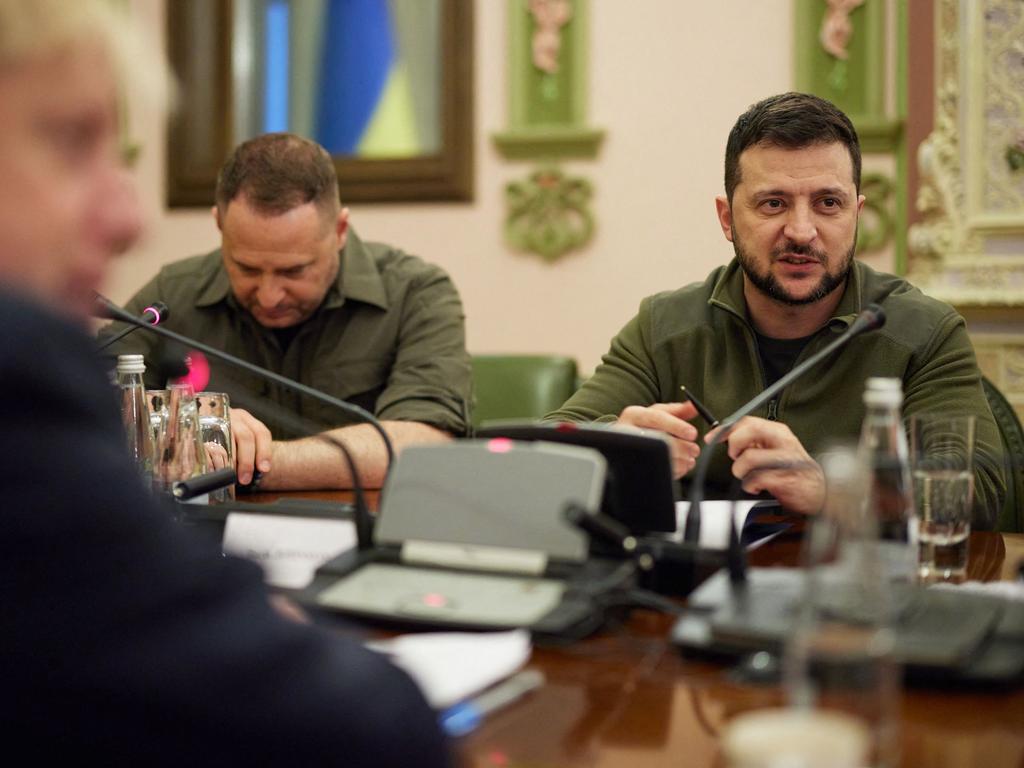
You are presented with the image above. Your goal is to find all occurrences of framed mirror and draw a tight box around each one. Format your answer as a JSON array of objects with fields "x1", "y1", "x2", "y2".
[{"x1": 166, "y1": 0, "x2": 474, "y2": 207}]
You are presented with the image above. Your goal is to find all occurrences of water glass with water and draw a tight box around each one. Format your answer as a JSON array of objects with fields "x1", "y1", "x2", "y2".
[{"x1": 908, "y1": 413, "x2": 975, "y2": 582}]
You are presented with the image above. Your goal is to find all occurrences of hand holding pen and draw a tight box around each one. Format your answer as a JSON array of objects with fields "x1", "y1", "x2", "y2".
[
  {"x1": 679, "y1": 386, "x2": 720, "y2": 429},
  {"x1": 616, "y1": 398, "x2": 702, "y2": 479}
]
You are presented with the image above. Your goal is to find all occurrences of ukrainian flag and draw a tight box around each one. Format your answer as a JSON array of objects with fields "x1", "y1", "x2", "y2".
[{"x1": 260, "y1": 0, "x2": 440, "y2": 158}]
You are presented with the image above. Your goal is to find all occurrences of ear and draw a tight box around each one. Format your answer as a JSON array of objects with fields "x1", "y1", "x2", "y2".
[
  {"x1": 335, "y1": 207, "x2": 351, "y2": 250},
  {"x1": 856, "y1": 193, "x2": 866, "y2": 216},
  {"x1": 212, "y1": 205, "x2": 222, "y2": 232},
  {"x1": 715, "y1": 196, "x2": 734, "y2": 242}
]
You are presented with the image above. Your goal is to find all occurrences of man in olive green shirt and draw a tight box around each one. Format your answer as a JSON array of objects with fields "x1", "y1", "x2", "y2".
[
  {"x1": 104, "y1": 134, "x2": 471, "y2": 489},
  {"x1": 548, "y1": 93, "x2": 1005, "y2": 527}
]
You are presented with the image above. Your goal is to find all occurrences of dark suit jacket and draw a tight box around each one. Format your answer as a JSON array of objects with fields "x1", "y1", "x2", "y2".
[{"x1": 0, "y1": 290, "x2": 450, "y2": 765}]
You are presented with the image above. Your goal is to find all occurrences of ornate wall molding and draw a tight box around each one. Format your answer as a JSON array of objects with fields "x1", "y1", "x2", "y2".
[
  {"x1": 907, "y1": 0, "x2": 1024, "y2": 306},
  {"x1": 970, "y1": 334, "x2": 1024, "y2": 421},
  {"x1": 858, "y1": 171, "x2": 895, "y2": 253},
  {"x1": 505, "y1": 167, "x2": 594, "y2": 261},
  {"x1": 795, "y1": 0, "x2": 906, "y2": 270}
]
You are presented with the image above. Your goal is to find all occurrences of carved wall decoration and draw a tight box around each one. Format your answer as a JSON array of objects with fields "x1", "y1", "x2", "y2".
[
  {"x1": 857, "y1": 172, "x2": 894, "y2": 253},
  {"x1": 795, "y1": 0, "x2": 906, "y2": 270},
  {"x1": 505, "y1": 167, "x2": 594, "y2": 261},
  {"x1": 495, "y1": 1, "x2": 602, "y2": 261},
  {"x1": 529, "y1": 0, "x2": 572, "y2": 75},
  {"x1": 907, "y1": 0, "x2": 1024, "y2": 305},
  {"x1": 493, "y1": 0, "x2": 603, "y2": 159},
  {"x1": 970, "y1": 335, "x2": 1024, "y2": 422},
  {"x1": 819, "y1": 0, "x2": 866, "y2": 92}
]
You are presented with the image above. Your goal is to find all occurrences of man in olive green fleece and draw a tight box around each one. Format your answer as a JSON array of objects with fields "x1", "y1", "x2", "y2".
[
  {"x1": 103, "y1": 134, "x2": 471, "y2": 490},
  {"x1": 548, "y1": 93, "x2": 1005, "y2": 528}
]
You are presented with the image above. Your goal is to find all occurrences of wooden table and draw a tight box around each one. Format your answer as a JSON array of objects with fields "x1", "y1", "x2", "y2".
[
  {"x1": 449, "y1": 530, "x2": 1024, "y2": 768},
  {"x1": 249, "y1": 493, "x2": 1024, "y2": 767}
]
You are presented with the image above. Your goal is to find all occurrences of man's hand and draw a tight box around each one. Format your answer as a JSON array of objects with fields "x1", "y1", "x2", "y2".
[
  {"x1": 229, "y1": 407, "x2": 273, "y2": 485},
  {"x1": 617, "y1": 401, "x2": 701, "y2": 479},
  {"x1": 707, "y1": 416, "x2": 825, "y2": 515},
  {"x1": 204, "y1": 441, "x2": 230, "y2": 471}
]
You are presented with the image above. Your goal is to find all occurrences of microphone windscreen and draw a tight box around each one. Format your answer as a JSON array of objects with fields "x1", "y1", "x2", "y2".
[
  {"x1": 92, "y1": 293, "x2": 117, "y2": 319},
  {"x1": 851, "y1": 303, "x2": 886, "y2": 334}
]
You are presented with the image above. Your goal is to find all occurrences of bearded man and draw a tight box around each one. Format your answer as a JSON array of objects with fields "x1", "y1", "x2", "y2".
[{"x1": 547, "y1": 92, "x2": 1005, "y2": 528}]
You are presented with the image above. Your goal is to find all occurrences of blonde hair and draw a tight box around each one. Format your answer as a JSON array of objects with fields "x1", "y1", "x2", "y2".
[{"x1": 0, "y1": 0, "x2": 170, "y2": 110}]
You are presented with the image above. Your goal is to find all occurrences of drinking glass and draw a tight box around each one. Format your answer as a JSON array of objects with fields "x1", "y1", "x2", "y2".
[
  {"x1": 151, "y1": 383, "x2": 207, "y2": 494},
  {"x1": 197, "y1": 391, "x2": 235, "y2": 501},
  {"x1": 908, "y1": 414, "x2": 975, "y2": 582}
]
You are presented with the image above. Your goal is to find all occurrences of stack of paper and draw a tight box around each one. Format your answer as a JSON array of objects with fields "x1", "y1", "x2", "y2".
[{"x1": 367, "y1": 629, "x2": 531, "y2": 709}]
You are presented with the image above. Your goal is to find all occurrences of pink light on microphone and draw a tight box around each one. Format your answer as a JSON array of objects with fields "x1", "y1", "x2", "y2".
[{"x1": 143, "y1": 304, "x2": 162, "y2": 324}]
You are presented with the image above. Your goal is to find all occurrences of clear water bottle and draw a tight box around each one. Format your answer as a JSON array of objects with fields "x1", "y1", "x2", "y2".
[
  {"x1": 783, "y1": 447, "x2": 901, "y2": 768},
  {"x1": 857, "y1": 377, "x2": 917, "y2": 581},
  {"x1": 116, "y1": 354, "x2": 154, "y2": 482}
]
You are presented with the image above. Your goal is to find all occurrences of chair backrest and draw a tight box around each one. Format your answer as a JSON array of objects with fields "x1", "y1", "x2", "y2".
[
  {"x1": 981, "y1": 375, "x2": 1024, "y2": 533},
  {"x1": 470, "y1": 355, "x2": 578, "y2": 428}
]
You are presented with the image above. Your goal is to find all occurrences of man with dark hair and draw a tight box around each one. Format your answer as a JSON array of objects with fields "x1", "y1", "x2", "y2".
[
  {"x1": 0, "y1": 2, "x2": 449, "y2": 763},
  {"x1": 548, "y1": 92, "x2": 1005, "y2": 527},
  {"x1": 104, "y1": 132, "x2": 471, "y2": 489}
]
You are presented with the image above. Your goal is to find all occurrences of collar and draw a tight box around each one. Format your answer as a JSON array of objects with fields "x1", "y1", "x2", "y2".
[
  {"x1": 709, "y1": 257, "x2": 867, "y2": 333},
  {"x1": 193, "y1": 227, "x2": 390, "y2": 312}
]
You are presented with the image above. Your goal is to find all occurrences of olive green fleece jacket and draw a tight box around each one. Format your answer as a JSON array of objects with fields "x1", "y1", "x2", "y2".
[{"x1": 547, "y1": 259, "x2": 1006, "y2": 529}]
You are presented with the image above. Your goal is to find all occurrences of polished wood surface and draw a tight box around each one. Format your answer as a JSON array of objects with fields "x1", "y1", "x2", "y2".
[
  {"x1": 457, "y1": 530, "x2": 1024, "y2": 768},
  {"x1": 250, "y1": 492, "x2": 1024, "y2": 768}
]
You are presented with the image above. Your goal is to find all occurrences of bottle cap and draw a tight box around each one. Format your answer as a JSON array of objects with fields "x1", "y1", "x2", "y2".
[
  {"x1": 862, "y1": 377, "x2": 903, "y2": 407},
  {"x1": 116, "y1": 354, "x2": 146, "y2": 375}
]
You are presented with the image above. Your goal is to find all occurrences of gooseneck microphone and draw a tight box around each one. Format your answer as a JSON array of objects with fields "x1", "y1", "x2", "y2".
[
  {"x1": 96, "y1": 301, "x2": 169, "y2": 351},
  {"x1": 92, "y1": 293, "x2": 396, "y2": 477},
  {"x1": 172, "y1": 467, "x2": 238, "y2": 501},
  {"x1": 684, "y1": 303, "x2": 888, "y2": 579}
]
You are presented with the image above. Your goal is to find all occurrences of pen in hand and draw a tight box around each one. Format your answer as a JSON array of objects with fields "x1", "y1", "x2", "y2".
[{"x1": 680, "y1": 386, "x2": 720, "y2": 429}]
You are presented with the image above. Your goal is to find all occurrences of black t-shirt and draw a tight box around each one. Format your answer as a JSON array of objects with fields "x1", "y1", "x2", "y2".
[
  {"x1": 754, "y1": 330, "x2": 816, "y2": 387},
  {"x1": 272, "y1": 324, "x2": 302, "y2": 352}
]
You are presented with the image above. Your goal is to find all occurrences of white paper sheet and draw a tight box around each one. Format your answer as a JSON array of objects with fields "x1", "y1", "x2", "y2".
[
  {"x1": 672, "y1": 500, "x2": 783, "y2": 550},
  {"x1": 367, "y1": 629, "x2": 531, "y2": 709},
  {"x1": 222, "y1": 513, "x2": 357, "y2": 589}
]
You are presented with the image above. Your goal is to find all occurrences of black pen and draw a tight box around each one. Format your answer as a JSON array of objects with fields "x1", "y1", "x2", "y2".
[{"x1": 680, "y1": 386, "x2": 720, "y2": 429}]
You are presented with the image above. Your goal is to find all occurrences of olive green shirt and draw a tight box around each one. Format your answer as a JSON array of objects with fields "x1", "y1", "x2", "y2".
[
  {"x1": 547, "y1": 259, "x2": 1006, "y2": 529},
  {"x1": 101, "y1": 230, "x2": 471, "y2": 440}
]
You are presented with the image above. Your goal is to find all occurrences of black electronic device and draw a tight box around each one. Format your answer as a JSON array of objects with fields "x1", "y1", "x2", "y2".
[
  {"x1": 672, "y1": 568, "x2": 1024, "y2": 688},
  {"x1": 475, "y1": 422, "x2": 678, "y2": 534},
  {"x1": 300, "y1": 441, "x2": 636, "y2": 638}
]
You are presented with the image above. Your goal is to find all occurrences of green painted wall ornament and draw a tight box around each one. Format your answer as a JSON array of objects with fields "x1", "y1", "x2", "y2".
[
  {"x1": 505, "y1": 167, "x2": 594, "y2": 261},
  {"x1": 495, "y1": 1, "x2": 603, "y2": 260},
  {"x1": 857, "y1": 172, "x2": 894, "y2": 253},
  {"x1": 795, "y1": 0, "x2": 908, "y2": 271},
  {"x1": 819, "y1": 0, "x2": 865, "y2": 94},
  {"x1": 493, "y1": 0, "x2": 603, "y2": 159}
]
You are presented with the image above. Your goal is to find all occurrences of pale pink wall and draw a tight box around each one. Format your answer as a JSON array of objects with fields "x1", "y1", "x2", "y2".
[{"x1": 114, "y1": 1, "x2": 793, "y2": 373}]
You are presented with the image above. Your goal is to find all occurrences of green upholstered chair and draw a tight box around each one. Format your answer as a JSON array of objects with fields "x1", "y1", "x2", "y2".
[
  {"x1": 981, "y1": 376, "x2": 1024, "y2": 533},
  {"x1": 470, "y1": 355, "x2": 579, "y2": 429}
]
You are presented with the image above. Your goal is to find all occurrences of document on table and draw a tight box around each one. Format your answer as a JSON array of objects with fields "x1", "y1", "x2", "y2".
[
  {"x1": 672, "y1": 500, "x2": 790, "y2": 550},
  {"x1": 222, "y1": 513, "x2": 357, "y2": 589},
  {"x1": 367, "y1": 629, "x2": 532, "y2": 709}
]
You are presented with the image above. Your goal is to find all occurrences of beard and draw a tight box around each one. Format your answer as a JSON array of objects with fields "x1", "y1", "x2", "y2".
[{"x1": 733, "y1": 226, "x2": 856, "y2": 307}]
